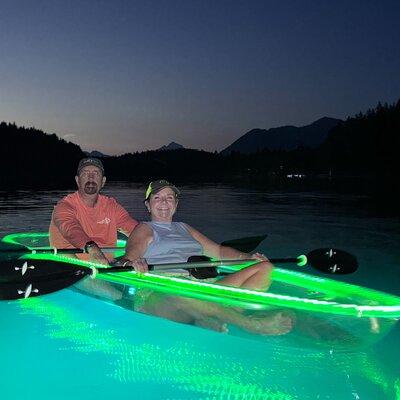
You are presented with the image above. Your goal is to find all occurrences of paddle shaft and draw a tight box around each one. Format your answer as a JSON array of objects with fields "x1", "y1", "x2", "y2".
[
  {"x1": 98, "y1": 256, "x2": 301, "y2": 274},
  {"x1": 112, "y1": 258, "x2": 258, "y2": 273},
  {"x1": 149, "y1": 257, "x2": 302, "y2": 271}
]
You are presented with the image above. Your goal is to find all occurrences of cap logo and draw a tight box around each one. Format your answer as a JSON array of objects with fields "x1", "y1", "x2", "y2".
[
  {"x1": 145, "y1": 183, "x2": 153, "y2": 200},
  {"x1": 144, "y1": 179, "x2": 180, "y2": 200}
]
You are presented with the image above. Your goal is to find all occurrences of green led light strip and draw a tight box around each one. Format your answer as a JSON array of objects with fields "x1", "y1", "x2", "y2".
[
  {"x1": 20, "y1": 251, "x2": 400, "y2": 319},
  {"x1": 1, "y1": 232, "x2": 127, "y2": 249},
  {"x1": 4, "y1": 232, "x2": 400, "y2": 319}
]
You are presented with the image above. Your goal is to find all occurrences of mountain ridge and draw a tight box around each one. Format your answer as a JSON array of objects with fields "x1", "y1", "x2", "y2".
[
  {"x1": 158, "y1": 142, "x2": 184, "y2": 151},
  {"x1": 221, "y1": 117, "x2": 342, "y2": 155}
]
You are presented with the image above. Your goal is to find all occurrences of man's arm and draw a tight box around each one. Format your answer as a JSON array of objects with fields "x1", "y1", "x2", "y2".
[
  {"x1": 52, "y1": 201, "x2": 109, "y2": 264},
  {"x1": 52, "y1": 201, "x2": 91, "y2": 248}
]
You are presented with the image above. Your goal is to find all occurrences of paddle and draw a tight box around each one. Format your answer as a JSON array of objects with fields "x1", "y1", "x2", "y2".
[
  {"x1": 0, "y1": 247, "x2": 357, "y2": 300},
  {"x1": 151, "y1": 248, "x2": 358, "y2": 277}
]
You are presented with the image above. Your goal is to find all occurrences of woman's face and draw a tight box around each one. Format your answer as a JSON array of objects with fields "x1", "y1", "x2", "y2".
[{"x1": 146, "y1": 187, "x2": 178, "y2": 222}]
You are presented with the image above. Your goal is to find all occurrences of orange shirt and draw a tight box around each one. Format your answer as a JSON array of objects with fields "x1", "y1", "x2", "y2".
[{"x1": 49, "y1": 191, "x2": 138, "y2": 249}]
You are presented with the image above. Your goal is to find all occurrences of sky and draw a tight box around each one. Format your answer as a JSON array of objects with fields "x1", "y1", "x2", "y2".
[{"x1": 1, "y1": 0, "x2": 400, "y2": 155}]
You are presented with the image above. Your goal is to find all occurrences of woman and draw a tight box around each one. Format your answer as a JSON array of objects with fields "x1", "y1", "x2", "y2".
[{"x1": 121, "y1": 180, "x2": 292, "y2": 335}]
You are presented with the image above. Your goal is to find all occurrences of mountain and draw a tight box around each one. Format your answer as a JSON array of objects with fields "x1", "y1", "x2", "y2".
[
  {"x1": 221, "y1": 117, "x2": 342, "y2": 155},
  {"x1": 84, "y1": 150, "x2": 109, "y2": 158},
  {"x1": 158, "y1": 142, "x2": 184, "y2": 151}
]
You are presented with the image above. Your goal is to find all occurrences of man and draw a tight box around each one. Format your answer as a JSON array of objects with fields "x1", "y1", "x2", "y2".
[
  {"x1": 49, "y1": 157, "x2": 138, "y2": 264},
  {"x1": 49, "y1": 157, "x2": 138, "y2": 301}
]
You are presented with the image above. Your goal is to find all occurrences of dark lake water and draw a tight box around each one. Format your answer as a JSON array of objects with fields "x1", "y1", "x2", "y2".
[
  {"x1": 1, "y1": 182, "x2": 399, "y2": 293},
  {"x1": 1, "y1": 183, "x2": 400, "y2": 399}
]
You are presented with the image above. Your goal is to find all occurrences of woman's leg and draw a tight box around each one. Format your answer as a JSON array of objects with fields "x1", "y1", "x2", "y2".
[
  {"x1": 162, "y1": 294, "x2": 292, "y2": 335},
  {"x1": 217, "y1": 261, "x2": 273, "y2": 291}
]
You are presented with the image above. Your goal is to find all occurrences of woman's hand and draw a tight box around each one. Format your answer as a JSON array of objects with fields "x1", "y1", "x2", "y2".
[
  {"x1": 251, "y1": 252, "x2": 269, "y2": 262},
  {"x1": 117, "y1": 257, "x2": 149, "y2": 273}
]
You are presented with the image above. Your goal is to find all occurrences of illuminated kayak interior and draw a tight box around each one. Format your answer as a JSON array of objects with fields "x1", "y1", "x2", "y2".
[{"x1": 1, "y1": 232, "x2": 400, "y2": 348}]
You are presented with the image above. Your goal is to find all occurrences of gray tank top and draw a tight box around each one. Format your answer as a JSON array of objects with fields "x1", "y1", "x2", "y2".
[{"x1": 143, "y1": 222, "x2": 203, "y2": 267}]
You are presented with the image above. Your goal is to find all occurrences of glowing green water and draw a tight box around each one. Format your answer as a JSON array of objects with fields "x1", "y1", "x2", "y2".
[{"x1": 1, "y1": 290, "x2": 398, "y2": 399}]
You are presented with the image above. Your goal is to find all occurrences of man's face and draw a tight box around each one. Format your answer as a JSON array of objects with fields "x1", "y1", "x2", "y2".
[{"x1": 75, "y1": 166, "x2": 106, "y2": 195}]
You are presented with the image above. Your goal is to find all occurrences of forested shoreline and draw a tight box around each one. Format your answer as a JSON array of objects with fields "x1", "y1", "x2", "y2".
[{"x1": 1, "y1": 100, "x2": 399, "y2": 215}]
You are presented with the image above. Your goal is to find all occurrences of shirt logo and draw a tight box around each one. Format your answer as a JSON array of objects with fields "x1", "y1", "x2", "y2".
[{"x1": 97, "y1": 217, "x2": 111, "y2": 224}]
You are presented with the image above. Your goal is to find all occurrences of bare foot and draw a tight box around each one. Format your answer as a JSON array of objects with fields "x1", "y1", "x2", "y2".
[
  {"x1": 294, "y1": 314, "x2": 359, "y2": 346},
  {"x1": 245, "y1": 310, "x2": 293, "y2": 335},
  {"x1": 195, "y1": 317, "x2": 229, "y2": 333}
]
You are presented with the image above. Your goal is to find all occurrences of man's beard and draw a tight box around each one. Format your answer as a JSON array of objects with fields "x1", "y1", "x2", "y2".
[{"x1": 84, "y1": 182, "x2": 98, "y2": 195}]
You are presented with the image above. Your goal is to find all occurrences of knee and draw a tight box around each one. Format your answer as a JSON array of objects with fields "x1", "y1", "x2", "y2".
[{"x1": 253, "y1": 261, "x2": 273, "y2": 275}]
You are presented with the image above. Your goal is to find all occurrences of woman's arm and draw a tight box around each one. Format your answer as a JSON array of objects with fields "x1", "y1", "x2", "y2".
[
  {"x1": 185, "y1": 225, "x2": 266, "y2": 261},
  {"x1": 120, "y1": 223, "x2": 153, "y2": 272}
]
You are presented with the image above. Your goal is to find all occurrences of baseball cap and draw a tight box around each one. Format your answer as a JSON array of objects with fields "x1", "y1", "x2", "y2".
[
  {"x1": 77, "y1": 157, "x2": 105, "y2": 175},
  {"x1": 145, "y1": 179, "x2": 180, "y2": 200}
]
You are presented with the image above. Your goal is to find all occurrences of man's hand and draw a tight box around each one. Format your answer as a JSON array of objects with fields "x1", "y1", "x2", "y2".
[{"x1": 87, "y1": 244, "x2": 110, "y2": 265}]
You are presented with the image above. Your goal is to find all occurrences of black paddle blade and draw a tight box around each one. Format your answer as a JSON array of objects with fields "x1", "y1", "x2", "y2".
[
  {"x1": 0, "y1": 258, "x2": 91, "y2": 300},
  {"x1": 186, "y1": 256, "x2": 218, "y2": 279},
  {"x1": 0, "y1": 273, "x2": 87, "y2": 300},
  {"x1": 221, "y1": 234, "x2": 267, "y2": 253},
  {"x1": 0, "y1": 258, "x2": 91, "y2": 281},
  {"x1": 307, "y1": 248, "x2": 358, "y2": 275}
]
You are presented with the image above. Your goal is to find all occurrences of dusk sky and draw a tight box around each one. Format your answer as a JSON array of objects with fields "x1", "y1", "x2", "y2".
[{"x1": 1, "y1": 0, "x2": 399, "y2": 154}]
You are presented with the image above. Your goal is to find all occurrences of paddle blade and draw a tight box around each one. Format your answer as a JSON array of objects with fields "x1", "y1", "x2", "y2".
[
  {"x1": 186, "y1": 255, "x2": 218, "y2": 279},
  {"x1": 0, "y1": 258, "x2": 90, "y2": 281},
  {"x1": 0, "y1": 273, "x2": 87, "y2": 300},
  {"x1": 0, "y1": 258, "x2": 91, "y2": 300},
  {"x1": 307, "y1": 248, "x2": 358, "y2": 274},
  {"x1": 221, "y1": 234, "x2": 267, "y2": 253}
]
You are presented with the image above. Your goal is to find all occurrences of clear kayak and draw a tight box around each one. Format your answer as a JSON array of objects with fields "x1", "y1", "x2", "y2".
[{"x1": 1, "y1": 232, "x2": 400, "y2": 349}]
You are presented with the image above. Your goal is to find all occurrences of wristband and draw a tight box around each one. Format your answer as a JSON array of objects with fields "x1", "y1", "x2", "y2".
[{"x1": 84, "y1": 240, "x2": 98, "y2": 253}]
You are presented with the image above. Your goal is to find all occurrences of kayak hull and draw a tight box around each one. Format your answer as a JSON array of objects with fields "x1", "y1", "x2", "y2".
[{"x1": 1, "y1": 232, "x2": 400, "y2": 349}]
